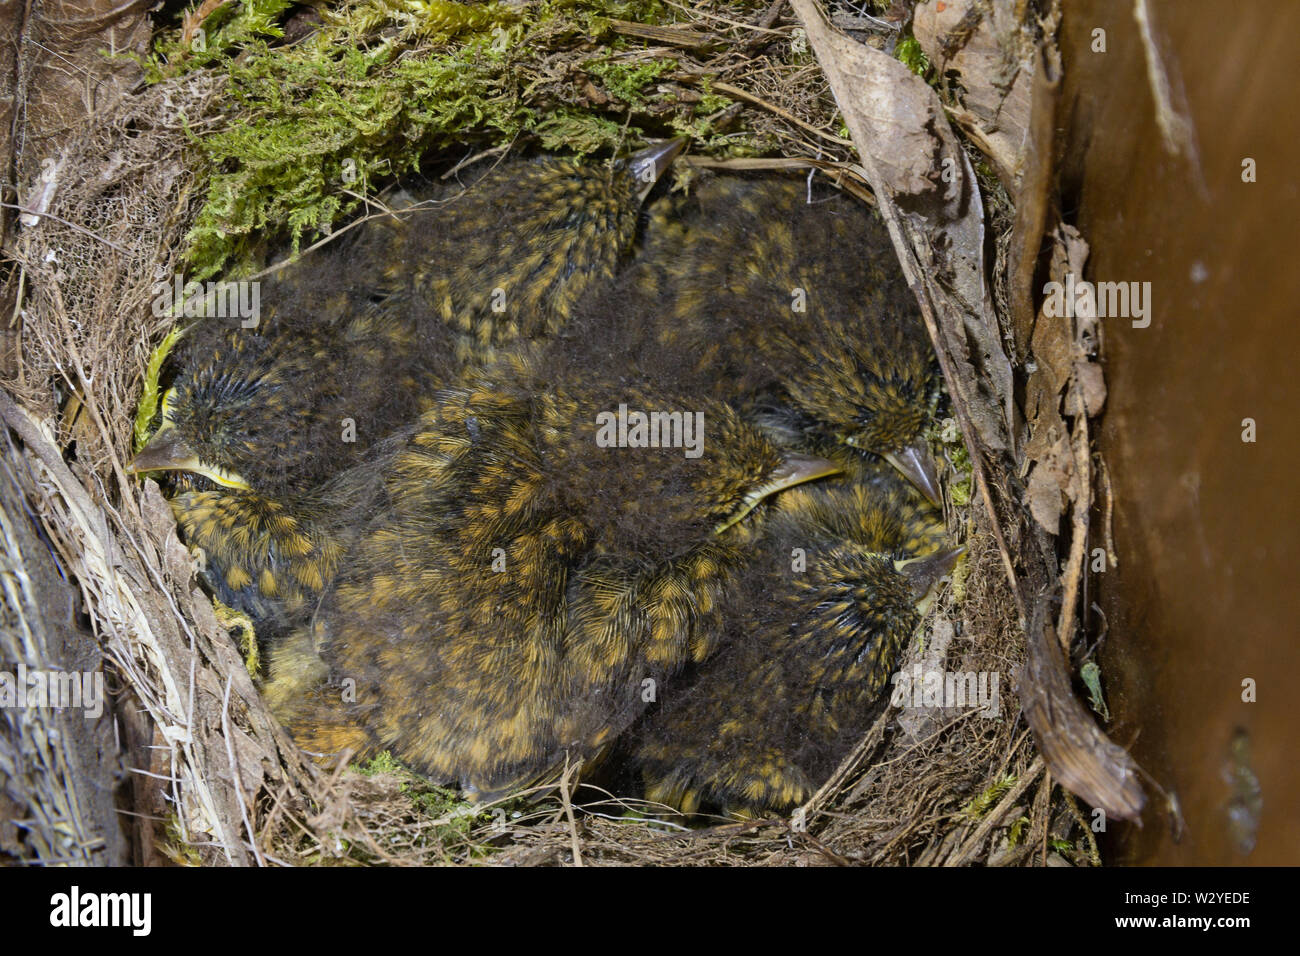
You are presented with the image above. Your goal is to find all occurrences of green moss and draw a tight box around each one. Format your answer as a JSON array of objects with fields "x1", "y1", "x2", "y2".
[
  {"x1": 160, "y1": 811, "x2": 205, "y2": 866},
  {"x1": 337, "y1": 0, "x2": 515, "y2": 42},
  {"x1": 696, "y1": 91, "x2": 732, "y2": 115},
  {"x1": 147, "y1": 0, "x2": 515, "y2": 79},
  {"x1": 534, "y1": 108, "x2": 629, "y2": 154},
  {"x1": 356, "y1": 751, "x2": 405, "y2": 777},
  {"x1": 143, "y1": 0, "x2": 294, "y2": 79},
  {"x1": 133, "y1": 326, "x2": 183, "y2": 451},
  {"x1": 948, "y1": 547, "x2": 972, "y2": 604},
  {"x1": 145, "y1": 0, "x2": 784, "y2": 279},
  {"x1": 184, "y1": 38, "x2": 545, "y2": 279},
  {"x1": 1080, "y1": 661, "x2": 1110, "y2": 722},
  {"x1": 930, "y1": 417, "x2": 973, "y2": 508},
  {"x1": 584, "y1": 57, "x2": 677, "y2": 107},
  {"x1": 960, "y1": 773, "x2": 1016, "y2": 820},
  {"x1": 949, "y1": 478, "x2": 972, "y2": 508},
  {"x1": 894, "y1": 35, "x2": 930, "y2": 77},
  {"x1": 354, "y1": 751, "x2": 511, "y2": 853}
]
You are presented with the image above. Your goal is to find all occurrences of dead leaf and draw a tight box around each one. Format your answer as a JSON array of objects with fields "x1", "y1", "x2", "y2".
[
  {"x1": 913, "y1": 0, "x2": 1040, "y2": 193},
  {"x1": 1027, "y1": 458, "x2": 1065, "y2": 533}
]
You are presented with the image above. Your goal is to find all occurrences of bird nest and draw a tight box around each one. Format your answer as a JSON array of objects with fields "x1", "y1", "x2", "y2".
[{"x1": 1, "y1": 0, "x2": 1137, "y2": 865}]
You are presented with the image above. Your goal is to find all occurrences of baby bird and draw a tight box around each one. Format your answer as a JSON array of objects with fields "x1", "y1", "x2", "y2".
[
  {"x1": 128, "y1": 295, "x2": 448, "y2": 640},
  {"x1": 130, "y1": 141, "x2": 687, "y2": 635},
  {"x1": 129, "y1": 294, "x2": 452, "y2": 498},
  {"x1": 130, "y1": 138, "x2": 684, "y2": 497},
  {"x1": 283, "y1": 349, "x2": 840, "y2": 799},
  {"x1": 394, "y1": 138, "x2": 685, "y2": 366},
  {"x1": 629, "y1": 473, "x2": 958, "y2": 817},
  {"x1": 560, "y1": 173, "x2": 942, "y2": 503}
]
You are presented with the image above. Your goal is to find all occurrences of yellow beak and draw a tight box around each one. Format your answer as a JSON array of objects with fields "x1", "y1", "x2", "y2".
[
  {"x1": 716, "y1": 453, "x2": 842, "y2": 534},
  {"x1": 127, "y1": 426, "x2": 250, "y2": 491}
]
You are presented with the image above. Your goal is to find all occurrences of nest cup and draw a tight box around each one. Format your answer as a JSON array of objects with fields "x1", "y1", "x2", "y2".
[{"x1": 0, "y1": 1, "x2": 1057, "y2": 866}]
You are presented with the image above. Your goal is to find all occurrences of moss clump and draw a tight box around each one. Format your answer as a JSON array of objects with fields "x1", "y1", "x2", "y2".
[
  {"x1": 894, "y1": 34, "x2": 930, "y2": 77},
  {"x1": 145, "y1": 0, "x2": 296, "y2": 76},
  {"x1": 133, "y1": 325, "x2": 183, "y2": 451},
  {"x1": 354, "y1": 752, "x2": 502, "y2": 852},
  {"x1": 583, "y1": 56, "x2": 678, "y2": 107},
  {"x1": 960, "y1": 773, "x2": 1016, "y2": 820},
  {"x1": 331, "y1": 0, "x2": 516, "y2": 42},
  {"x1": 932, "y1": 416, "x2": 973, "y2": 507},
  {"x1": 143, "y1": 0, "x2": 789, "y2": 279},
  {"x1": 948, "y1": 546, "x2": 972, "y2": 604},
  {"x1": 183, "y1": 39, "x2": 535, "y2": 278}
]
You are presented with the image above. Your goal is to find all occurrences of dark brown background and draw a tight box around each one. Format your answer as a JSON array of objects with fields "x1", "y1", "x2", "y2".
[{"x1": 1061, "y1": 0, "x2": 1299, "y2": 864}]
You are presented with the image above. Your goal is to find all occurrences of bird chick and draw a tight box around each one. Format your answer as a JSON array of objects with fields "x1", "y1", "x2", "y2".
[
  {"x1": 165, "y1": 439, "x2": 396, "y2": 636},
  {"x1": 128, "y1": 296, "x2": 445, "y2": 646},
  {"x1": 630, "y1": 472, "x2": 958, "y2": 817},
  {"x1": 560, "y1": 173, "x2": 943, "y2": 503},
  {"x1": 396, "y1": 138, "x2": 685, "y2": 366},
  {"x1": 129, "y1": 139, "x2": 683, "y2": 497},
  {"x1": 129, "y1": 295, "x2": 451, "y2": 498},
  {"x1": 288, "y1": 350, "x2": 840, "y2": 799}
]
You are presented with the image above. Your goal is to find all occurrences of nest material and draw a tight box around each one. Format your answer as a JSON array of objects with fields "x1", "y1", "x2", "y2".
[{"x1": 0, "y1": 0, "x2": 1106, "y2": 866}]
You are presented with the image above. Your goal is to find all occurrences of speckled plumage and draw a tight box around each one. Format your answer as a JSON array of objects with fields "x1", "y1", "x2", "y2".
[
  {"x1": 128, "y1": 155, "x2": 954, "y2": 809},
  {"x1": 629, "y1": 471, "x2": 952, "y2": 817},
  {"x1": 166, "y1": 442, "x2": 395, "y2": 632},
  {"x1": 280, "y1": 351, "x2": 838, "y2": 798},
  {"x1": 559, "y1": 174, "x2": 941, "y2": 499},
  {"x1": 132, "y1": 142, "x2": 682, "y2": 493},
  {"x1": 394, "y1": 142, "x2": 683, "y2": 366},
  {"x1": 172, "y1": 489, "x2": 342, "y2": 625},
  {"x1": 136, "y1": 288, "x2": 449, "y2": 498},
  {"x1": 131, "y1": 143, "x2": 684, "y2": 635}
]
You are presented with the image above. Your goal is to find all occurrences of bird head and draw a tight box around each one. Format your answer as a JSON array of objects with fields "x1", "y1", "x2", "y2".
[
  {"x1": 787, "y1": 543, "x2": 961, "y2": 695},
  {"x1": 777, "y1": 316, "x2": 942, "y2": 504},
  {"x1": 767, "y1": 472, "x2": 948, "y2": 559},
  {"x1": 428, "y1": 138, "x2": 686, "y2": 349},
  {"x1": 128, "y1": 326, "x2": 319, "y2": 492},
  {"x1": 800, "y1": 547, "x2": 919, "y2": 646},
  {"x1": 657, "y1": 173, "x2": 945, "y2": 505},
  {"x1": 548, "y1": 137, "x2": 686, "y2": 267}
]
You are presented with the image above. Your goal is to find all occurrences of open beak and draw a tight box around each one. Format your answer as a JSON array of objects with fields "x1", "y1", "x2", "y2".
[
  {"x1": 128, "y1": 427, "x2": 249, "y2": 491},
  {"x1": 883, "y1": 440, "x2": 942, "y2": 507},
  {"x1": 628, "y1": 137, "x2": 688, "y2": 202},
  {"x1": 716, "y1": 452, "x2": 842, "y2": 533},
  {"x1": 896, "y1": 545, "x2": 965, "y2": 607}
]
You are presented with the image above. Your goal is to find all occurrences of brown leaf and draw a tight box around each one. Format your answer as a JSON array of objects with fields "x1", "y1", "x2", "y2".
[
  {"x1": 1072, "y1": 360, "x2": 1107, "y2": 417},
  {"x1": 913, "y1": 0, "x2": 1040, "y2": 193}
]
